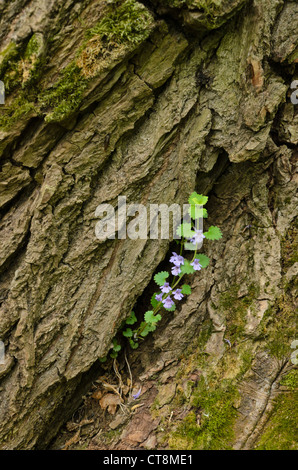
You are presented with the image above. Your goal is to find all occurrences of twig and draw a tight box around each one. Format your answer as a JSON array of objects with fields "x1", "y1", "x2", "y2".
[{"x1": 124, "y1": 352, "x2": 133, "y2": 398}]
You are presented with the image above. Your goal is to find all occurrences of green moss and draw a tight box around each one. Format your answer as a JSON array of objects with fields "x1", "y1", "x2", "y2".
[
  {"x1": 0, "y1": 1, "x2": 154, "y2": 126},
  {"x1": 0, "y1": 34, "x2": 47, "y2": 130},
  {"x1": 158, "y1": 0, "x2": 247, "y2": 29},
  {"x1": 0, "y1": 43, "x2": 22, "y2": 94},
  {"x1": 86, "y1": 0, "x2": 154, "y2": 46},
  {"x1": 40, "y1": 63, "x2": 88, "y2": 123},
  {"x1": 39, "y1": 0, "x2": 154, "y2": 122},
  {"x1": 281, "y1": 217, "x2": 298, "y2": 270},
  {"x1": 169, "y1": 378, "x2": 239, "y2": 450},
  {"x1": 0, "y1": 34, "x2": 45, "y2": 96},
  {"x1": 258, "y1": 280, "x2": 297, "y2": 360},
  {"x1": 22, "y1": 33, "x2": 46, "y2": 85},
  {"x1": 0, "y1": 42, "x2": 19, "y2": 77},
  {"x1": 280, "y1": 369, "x2": 298, "y2": 391},
  {"x1": 255, "y1": 388, "x2": 298, "y2": 450},
  {"x1": 219, "y1": 283, "x2": 258, "y2": 340},
  {"x1": 0, "y1": 94, "x2": 35, "y2": 130},
  {"x1": 24, "y1": 35, "x2": 41, "y2": 59}
]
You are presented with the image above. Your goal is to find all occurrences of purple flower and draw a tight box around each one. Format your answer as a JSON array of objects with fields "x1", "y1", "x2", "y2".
[
  {"x1": 173, "y1": 289, "x2": 184, "y2": 301},
  {"x1": 162, "y1": 296, "x2": 175, "y2": 309},
  {"x1": 189, "y1": 229, "x2": 205, "y2": 246},
  {"x1": 161, "y1": 282, "x2": 172, "y2": 294},
  {"x1": 155, "y1": 293, "x2": 163, "y2": 302},
  {"x1": 132, "y1": 388, "x2": 142, "y2": 399},
  {"x1": 171, "y1": 265, "x2": 181, "y2": 276},
  {"x1": 190, "y1": 259, "x2": 202, "y2": 271},
  {"x1": 169, "y1": 252, "x2": 185, "y2": 267}
]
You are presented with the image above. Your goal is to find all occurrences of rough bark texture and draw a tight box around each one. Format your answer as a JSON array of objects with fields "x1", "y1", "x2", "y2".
[{"x1": 0, "y1": 0, "x2": 297, "y2": 450}]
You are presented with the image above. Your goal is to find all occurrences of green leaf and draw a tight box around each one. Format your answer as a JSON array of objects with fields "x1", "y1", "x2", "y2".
[
  {"x1": 140, "y1": 322, "x2": 156, "y2": 337},
  {"x1": 188, "y1": 192, "x2": 208, "y2": 206},
  {"x1": 180, "y1": 259, "x2": 195, "y2": 275},
  {"x1": 189, "y1": 205, "x2": 208, "y2": 220},
  {"x1": 204, "y1": 226, "x2": 222, "y2": 240},
  {"x1": 129, "y1": 338, "x2": 139, "y2": 349},
  {"x1": 195, "y1": 253, "x2": 210, "y2": 268},
  {"x1": 151, "y1": 293, "x2": 160, "y2": 308},
  {"x1": 144, "y1": 310, "x2": 162, "y2": 324},
  {"x1": 99, "y1": 356, "x2": 107, "y2": 363},
  {"x1": 184, "y1": 241, "x2": 197, "y2": 251},
  {"x1": 123, "y1": 328, "x2": 133, "y2": 338},
  {"x1": 154, "y1": 271, "x2": 169, "y2": 286},
  {"x1": 126, "y1": 311, "x2": 137, "y2": 325},
  {"x1": 112, "y1": 339, "x2": 121, "y2": 352},
  {"x1": 110, "y1": 351, "x2": 118, "y2": 359},
  {"x1": 176, "y1": 223, "x2": 195, "y2": 238},
  {"x1": 181, "y1": 284, "x2": 191, "y2": 295}
]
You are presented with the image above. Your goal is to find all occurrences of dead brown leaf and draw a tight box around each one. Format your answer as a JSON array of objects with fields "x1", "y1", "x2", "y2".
[
  {"x1": 92, "y1": 389, "x2": 103, "y2": 400},
  {"x1": 99, "y1": 393, "x2": 122, "y2": 415}
]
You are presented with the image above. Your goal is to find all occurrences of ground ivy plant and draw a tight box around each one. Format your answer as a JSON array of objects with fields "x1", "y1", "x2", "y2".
[{"x1": 101, "y1": 192, "x2": 222, "y2": 361}]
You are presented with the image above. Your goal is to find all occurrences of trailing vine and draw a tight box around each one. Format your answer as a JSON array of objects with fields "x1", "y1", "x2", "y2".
[{"x1": 101, "y1": 192, "x2": 222, "y2": 361}]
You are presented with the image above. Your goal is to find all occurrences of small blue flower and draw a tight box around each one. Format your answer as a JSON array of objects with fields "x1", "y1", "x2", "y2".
[
  {"x1": 161, "y1": 282, "x2": 172, "y2": 294},
  {"x1": 155, "y1": 293, "x2": 163, "y2": 302},
  {"x1": 169, "y1": 252, "x2": 185, "y2": 267},
  {"x1": 132, "y1": 388, "x2": 142, "y2": 399},
  {"x1": 162, "y1": 296, "x2": 174, "y2": 309},
  {"x1": 171, "y1": 265, "x2": 181, "y2": 276},
  {"x1": 173, "y1": 289, "x2": 184, "y2": 301},
  {"x1": 189, "y1": 229, "x2": 205, "y2": 245},
  {"x1": 190, "y1": 259, "x2": 202, "y2": 271}
]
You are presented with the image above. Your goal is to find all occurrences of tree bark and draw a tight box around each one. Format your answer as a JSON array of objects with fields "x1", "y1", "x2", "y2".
[{"x1": 0, "y1": 0, "x2": 297, "y2": 449}]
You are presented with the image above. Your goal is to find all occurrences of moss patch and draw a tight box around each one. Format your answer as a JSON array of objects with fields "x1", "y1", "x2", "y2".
[
  {"x1": 258, "y1": 280, "x2": 297, "y2": 359},
  {"x1": 169, "y1": 378, "x2": 239, "y2": 450},
  {"x1": 39, "y1": 63, "x2": 88, "y2": 123},
  {"x1": 255, "y1": 373, "x2": 298, "y2": 450},
  {"x1": 0, "y1": 0, "x2": 154, "y2": 127},
  {"x1": 40, "y1": 0, "x2": 154, "y2": 122},
  {"x1": 281, "y1": 216, "x2": 298, "y2": 270},
  {"x1": 158, "y1": 0, "x2": 247, "y2": 30},
  {"x1": 0, "y1": 94, "x2": 36, "y2": 130},
  {"x1": 86, "y1": 0, "x2": 154, "y2": 46},
  {"x1": 219, "y1": 283, "x2": 258, "y2": 341},
  {"x1": 280, "y1": 369, "x2": 298, "y2": 391}
]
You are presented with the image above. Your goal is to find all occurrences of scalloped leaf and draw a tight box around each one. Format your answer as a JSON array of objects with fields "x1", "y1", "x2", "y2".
[
  {"x1": 204, "y1": 225, "x2": 222, "y2": 240},
  {"x1": 144, "y1": 310, "x2": 162, "y2": 324},
  {"x1": 112, "y1": 339, "x2": 121, "y2": 352},
  {"x1": 154, "y1": 271, "x2": 169, "y2": 286},
  {"x1": 189, "y1": 205, "x2": 208, "y2": 220},
  {"x1": 176, "y1": 223, "x2": 195, "y2": 238},
  {"x1": 180, "y1": 259, "x2": 195, "y2": 275},
  {"x1": 126, "y1": 311, "x2": 137, "y2": 325},
  {"x1": 140, "y1": 322, "x2": 156, "y2": 337},
  {"x1": 129, "y1": 339, "x2": 139, "y2": 349},
  {"x1": 195, "y1": 253, "x2": 210, "y2": 268},
  {"x1": 181, "y1": 284, "x2": 191, "y2": 295},
  {"x1": 188, "y1": 192, "x2": 208, "y2": 206},
  {"x1": 184, "y1": 241, "x2": 197, "y2": 251},
  {"x1": 151, "y1": 293, "x2": 160, "y2": 308},
  {"x1": 123, "y1": 328, "x2": 133, "y2": 338}
]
